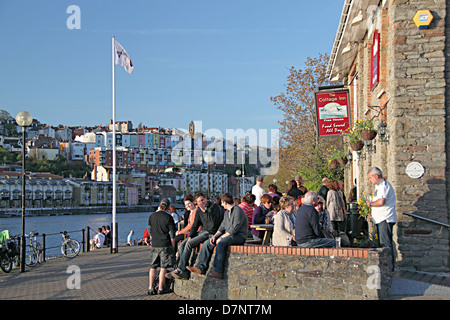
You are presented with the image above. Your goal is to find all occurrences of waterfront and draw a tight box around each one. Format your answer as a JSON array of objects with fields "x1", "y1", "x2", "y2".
[{"x1": 0, "y1": 211, "x2": 157, "y2": 258}]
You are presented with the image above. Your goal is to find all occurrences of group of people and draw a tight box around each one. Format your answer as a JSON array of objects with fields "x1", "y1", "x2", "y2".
[
  {"x1": 89, "y1": 225, "x2": 112, "y2": 250},
  {"x1": 252, "y1": 168, "x2": 396, "y2": 263},
  {"x1": 146, "y1": 166, "x2": 397, "y2": 295},
  {"x1": 247, "y1": 174, "x2": 344, "y2": 247},
  {"x1": 147, "y1": 193, "x2": 248, "y2": 295}
]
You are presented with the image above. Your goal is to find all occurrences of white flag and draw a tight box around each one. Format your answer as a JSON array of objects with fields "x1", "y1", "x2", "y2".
[{"x1": 114, "y1": 40, "x2": 134, "y2": 74}]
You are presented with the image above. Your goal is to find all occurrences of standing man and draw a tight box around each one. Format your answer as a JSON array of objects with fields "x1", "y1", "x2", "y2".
[
  {"x1": 317, "y1": 178, "x2": 330, "y2": 202},
  {"x1": 147, "y1": 198, "x2": 176, "y2": 295},
  {"x1": 295, "y1": 175, "x2": 308, "y2": 195},
  {"x1": 187, "y1": 193, "x2": 248, "y2": 279},
  {"x1": 252, "y1": 176, "x2": 265, "y2": 206},
  {"x1": 366, "y1": 167, "x2": 397, "y2": 270}
]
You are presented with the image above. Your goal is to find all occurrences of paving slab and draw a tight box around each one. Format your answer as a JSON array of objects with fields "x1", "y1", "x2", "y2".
[{"x1": 0, "y1": 246, "x2": 187, "y2": 300}]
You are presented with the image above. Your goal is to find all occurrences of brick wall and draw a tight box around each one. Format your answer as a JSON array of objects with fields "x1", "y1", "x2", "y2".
[{"x1": 174, "y1": 245, "x2": 394, "y2": 300}]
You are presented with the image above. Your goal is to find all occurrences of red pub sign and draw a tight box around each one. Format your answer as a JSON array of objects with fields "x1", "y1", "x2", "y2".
[{"x1": 315, "y1": 89, "x2": 351, "y2": 138}]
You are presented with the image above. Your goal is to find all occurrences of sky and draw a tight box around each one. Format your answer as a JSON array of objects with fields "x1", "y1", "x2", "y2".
[{"x1": 0, "y1": 0, "x2": 344, "y2": 137}]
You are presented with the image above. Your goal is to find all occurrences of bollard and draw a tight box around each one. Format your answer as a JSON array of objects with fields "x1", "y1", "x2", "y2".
[
  {"x1": 86, "y1": 227, "x2": 90, "y2": 252},
  {"x1": 81, "y1": 229, "x2": 85, "y2": 253},
  {"x1": 42, "y1": 233, "x2": 46, "y2": 262}
]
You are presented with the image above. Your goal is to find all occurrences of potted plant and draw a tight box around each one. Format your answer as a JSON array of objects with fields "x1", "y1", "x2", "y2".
[
  {"x1": 343, "y1": 128, "x2": 364, "y2": 151},
  {"x1": 328, "y1": 159, "x2": 338, "y2": 169},
  {"x1": 328, "y1": 147, "x2": 348, "y2": 165},
  {"x1": 354, "y1": 118, "x2": 377, "y2": 141}
]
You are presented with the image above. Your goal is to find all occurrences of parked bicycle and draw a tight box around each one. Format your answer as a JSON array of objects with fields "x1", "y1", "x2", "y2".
[
  {"x1": 26, "y1": 231, "x2": 42, "y2": 265},
  {"x1": 60, "y1": 231, "x2": 80, "y2": 258},
  {"x1": 0, "y1": 233, "x2": 19, "y2": 273},
  {"x1": 0, "y1": 232, "x2": 38, "y2": 272}
]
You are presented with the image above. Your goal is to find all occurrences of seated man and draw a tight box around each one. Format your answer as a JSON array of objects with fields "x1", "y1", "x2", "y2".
[
  {"x1": 168, "y1": 193, "x2": 222, "y2": 280},
  {"x1": 187, "y1": 192, "x2": 248, "y2": 279},
  {"x1": 295, "y1": 191, "x2": 336, "y2": 248},
  {"x1": 90, "y1": 228, "x2": 105, "y2": 249}
]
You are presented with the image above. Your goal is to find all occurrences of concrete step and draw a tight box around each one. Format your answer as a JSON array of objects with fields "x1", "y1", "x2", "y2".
[{"x1": 390, "y1": 270, "x2": 450, "y2": 297}]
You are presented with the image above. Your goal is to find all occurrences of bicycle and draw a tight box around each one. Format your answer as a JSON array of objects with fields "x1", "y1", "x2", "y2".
[
  {"x1": 60, "y1": 231, "x2": 80, "y2": 258},
  {"x1": 13, "y1": 234, "x2": 39, "y2": 268},
  {"x1": 26, "y1": 231, "x2": 42, "y2": 265},
  {"x1": 0, "y1": 234, "x2": 19, "y2": 273},
  {"x1": 0, "y1": 233, "x2": 36, "y2": 271}
]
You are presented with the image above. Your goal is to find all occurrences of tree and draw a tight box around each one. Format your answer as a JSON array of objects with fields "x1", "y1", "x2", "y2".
[{"x1": 270, "y1": 53, "x2": 344, "y2": 190}]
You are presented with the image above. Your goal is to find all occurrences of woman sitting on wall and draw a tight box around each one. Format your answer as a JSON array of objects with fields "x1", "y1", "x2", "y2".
[{"x1": 272, "y1": 195, "x2": 296, "y2": 246}]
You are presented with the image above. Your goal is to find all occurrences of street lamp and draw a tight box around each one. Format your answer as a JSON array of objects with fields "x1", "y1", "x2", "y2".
[
  {"x1": 204, "y1": 153, "x2": 213, "y2": 199},
  {"x1": 235, "y1": 169, "x2": 242, "y2": 197},
  {"x1": 15, "y1": 111, "x2": 33, "y2": 273}
]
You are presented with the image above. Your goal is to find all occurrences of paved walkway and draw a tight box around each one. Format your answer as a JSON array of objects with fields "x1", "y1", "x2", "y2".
[
  {"x1": 0, "y1": 246, "x2": 186, "y2": 300},
  {"x1": 1, "y1": 246, "x2": 449, "y2": 300}
]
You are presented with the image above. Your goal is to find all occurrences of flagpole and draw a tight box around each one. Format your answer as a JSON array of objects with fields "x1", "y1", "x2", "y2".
[{"x1": 112, "y1": 35, "x2": 117, "y2": 253}]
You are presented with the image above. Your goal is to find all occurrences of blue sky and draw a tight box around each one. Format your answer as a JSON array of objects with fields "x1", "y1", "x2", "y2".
[{"x1": 0, "y1": 0, "x2": 343, "y2": 135}]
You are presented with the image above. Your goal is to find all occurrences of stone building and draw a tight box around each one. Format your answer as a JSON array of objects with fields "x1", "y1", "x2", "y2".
[{"x1": 326, "y1": 0, "x2": 449, "y2": 272}]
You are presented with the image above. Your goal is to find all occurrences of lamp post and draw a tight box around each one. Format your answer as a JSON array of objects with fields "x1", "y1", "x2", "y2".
[
  {"x1": 15, "y1": 111, "x2": 33, "y2": 273},
  {"x1": 204, "y1": 153, "x2": 212, "y2": 199},
  {"x1": 235, "y1": 169, "x2": 242, "y2": 197}
]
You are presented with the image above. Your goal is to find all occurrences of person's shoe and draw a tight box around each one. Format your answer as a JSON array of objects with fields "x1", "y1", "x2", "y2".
[
  {"x1": 171, "y1": 269, "x2": 190, "y2": 280},
  {"x1": 208, "y1": 271, "x2": 223, "y2": 279},
  {"x1": 158, "y1": 288, "x2": 173, "y2": 295},
  {"x1": 186, "y1": 266, "x2": 204, "y2": 275},
  {"x1": 147, "y1": 288, "x2": 157, "y2": 295}
]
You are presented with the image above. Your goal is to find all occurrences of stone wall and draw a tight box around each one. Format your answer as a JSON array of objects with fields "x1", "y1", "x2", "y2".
[
  {"x1": 174, "y1": 245, "x2": 394, "y2": 300},
  {"x1": 344, "y1": 0, "x2": 450, "y2": 273},
  {"x1": 388, "y1": 0, "x2": 449, "y2": 272}
]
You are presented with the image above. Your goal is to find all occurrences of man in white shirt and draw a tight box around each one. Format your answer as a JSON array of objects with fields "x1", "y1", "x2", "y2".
[
  {"x1": 90, "y1": 228, "x2": 105, "y2": 249},
  {"x1": 251, "y1": 176, "x2": 265, "y2": 206},
  {"x1": 366, "y1": 167, "x2": 396, "y2": 270}
]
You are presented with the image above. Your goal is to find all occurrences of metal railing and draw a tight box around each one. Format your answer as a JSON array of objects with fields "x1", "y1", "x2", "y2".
[
  {"x1": 40, "y1": 229, "x2": 86, "y2": 262},
  {"x1": 402, "y1": 212, "x2": 450, "y2": 237},
  {"x1": 402, "y1": 212, "x2": 450, "y2": 228}
]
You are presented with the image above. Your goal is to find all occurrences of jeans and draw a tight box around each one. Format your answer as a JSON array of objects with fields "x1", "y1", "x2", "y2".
[
  {"x1": 178, "y1": 230, "x2": 211, "y2": 271},
  {"x1": 195, "y1": 235, "x2": 246, "y2": 275},
  {"x1": 297, "y1": 237, "x2": 336, "y2": 248},
  {"x1": 376, "y1": 220, "x2": 396, "y2": 270}
]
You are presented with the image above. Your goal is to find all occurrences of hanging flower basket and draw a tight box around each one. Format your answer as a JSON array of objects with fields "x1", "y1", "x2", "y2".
[
  {"x1": 360, "y1": 129, "x2": 377, "y2": 141},
  {"x1": 350, "y1": 140, "x2": 364, "y2": 151},
  {"x1": 338, "y1": 157, "x2": 348, "y2": 165},
  {"x1": 329, "y1": 160, "x2": 338, "y2": 169}
]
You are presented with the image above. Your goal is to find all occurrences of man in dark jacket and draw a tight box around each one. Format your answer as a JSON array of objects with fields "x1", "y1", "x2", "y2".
[
  {"x1": 317, "y1": 178, "x2": 330, "y2": 202},
  {"x1": 187, "y1": 193, "x2": 248, "y2": 279},
  {"x1": 168, "y1": 193, "x2": 223, "y2": 280},
  {"x1": 148, "y1": 198, "x2": 176, "y2": 295},
  {"x1": 295, "y1": 191, "x2": 336, "y2": 248}
]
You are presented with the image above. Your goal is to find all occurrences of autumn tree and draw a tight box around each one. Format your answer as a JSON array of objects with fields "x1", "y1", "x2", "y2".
[{"x1": 269, "y1": 53, "x2": 344, "y2": 191}]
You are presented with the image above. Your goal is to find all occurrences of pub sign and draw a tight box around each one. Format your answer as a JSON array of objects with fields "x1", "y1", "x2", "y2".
[{"x1": 315, "y1": 89, "x2": 351, "y2": 138}]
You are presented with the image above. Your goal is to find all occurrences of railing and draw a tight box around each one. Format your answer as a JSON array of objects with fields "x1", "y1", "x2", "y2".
[
  {"x1": 39, "y1": 229, "x2": 87, "y2": 262},
  {"x1": 402, "y1": 212, "x2": 450, "y2": 228},
  {"x1": 402, "y1": 211, "x2": 450, "y2": 237}
]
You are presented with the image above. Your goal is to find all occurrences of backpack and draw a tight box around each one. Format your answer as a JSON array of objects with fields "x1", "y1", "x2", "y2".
[{"x1": 152, "y1": 269, "x2": 174, "y2": 293}]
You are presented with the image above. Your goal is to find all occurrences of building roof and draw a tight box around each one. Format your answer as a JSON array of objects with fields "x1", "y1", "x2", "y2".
[{"x1": 326, "y1": 0, "x2": 383, "y2": 80}]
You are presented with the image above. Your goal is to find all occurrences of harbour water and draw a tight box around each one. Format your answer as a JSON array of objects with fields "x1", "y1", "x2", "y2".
[{"x1": 0, "y1": 211, "x2": 159, "y2": 258}]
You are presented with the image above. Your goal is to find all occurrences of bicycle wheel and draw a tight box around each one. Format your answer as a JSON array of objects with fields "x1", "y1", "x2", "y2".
[
  {"x1": 0, "y1": 254, "x2": 12, "y2": 273},
  {"x1": 61, "y1": 239, "x2": 80, "y2": 258},
  {"x1": 25, "y1": 245, "x2": 38, "y2": 267},
  {"x1": 35, "y1": 242, "x2": 42, "y2": 263}
]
